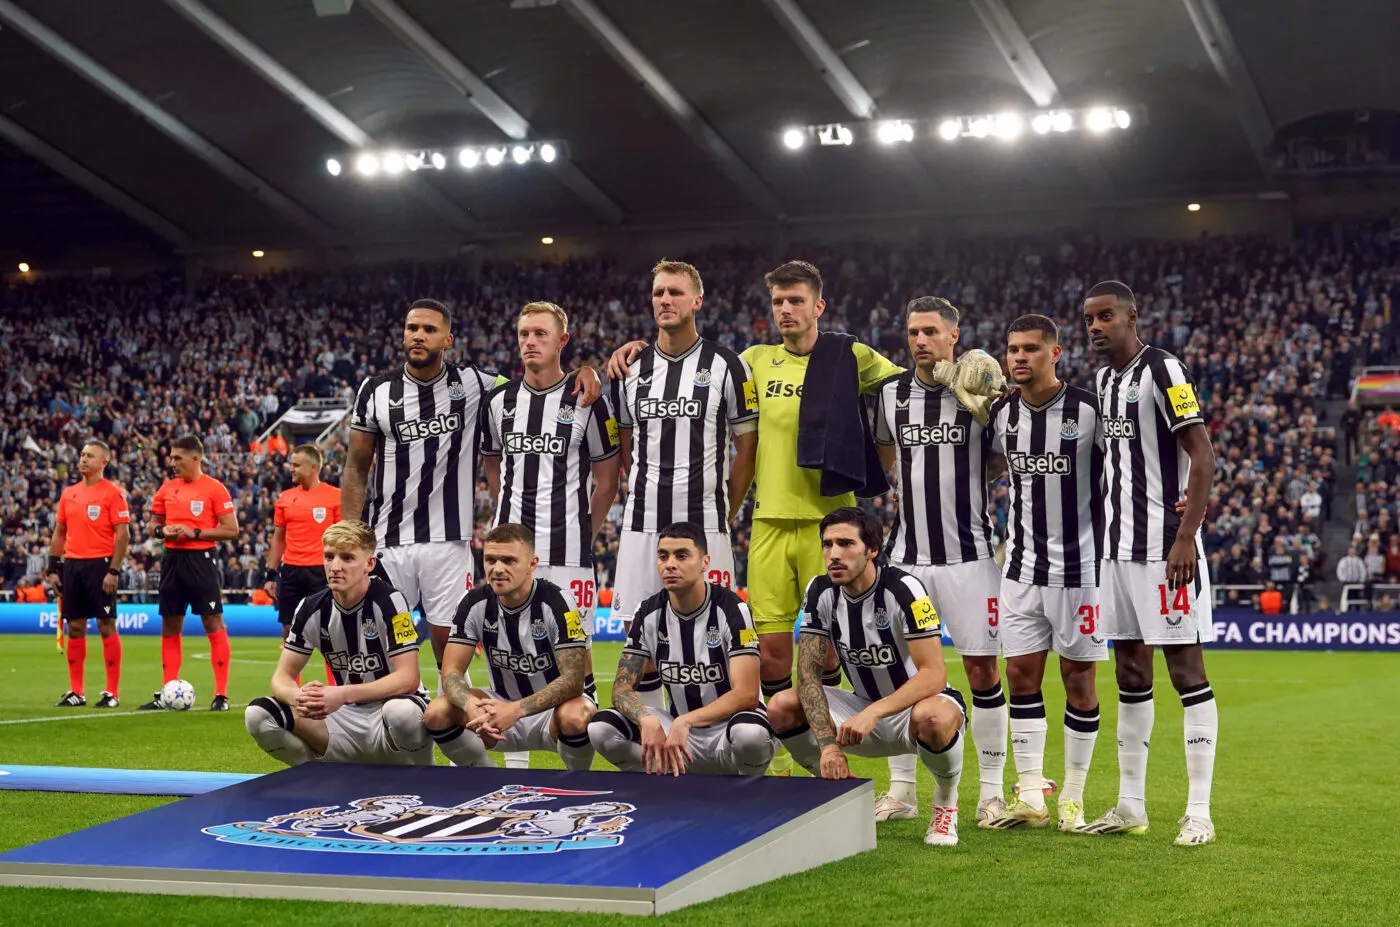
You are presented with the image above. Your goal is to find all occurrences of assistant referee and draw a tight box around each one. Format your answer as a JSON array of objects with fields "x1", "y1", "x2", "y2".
[{"x1": 265, "y1": 443, "x2": 341, "y2": 627}]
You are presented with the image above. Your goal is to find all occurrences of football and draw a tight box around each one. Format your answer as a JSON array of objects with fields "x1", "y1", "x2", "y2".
[{"x1": 160, "y1": 679, "x2": 196, "y2": 711}]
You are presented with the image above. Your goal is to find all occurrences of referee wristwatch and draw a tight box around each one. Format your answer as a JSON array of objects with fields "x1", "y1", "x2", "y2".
[
  {"x1": 193, "y1": 527, "x2": 203, "y2": 540},
  {"x1": 106, "y1": 568, "x2": 121, "y2": 577}
]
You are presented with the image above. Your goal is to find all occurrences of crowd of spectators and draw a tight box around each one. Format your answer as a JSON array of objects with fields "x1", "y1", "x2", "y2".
[{"x1": 2, "y1": 228, "x2": 1398, "y2": 613}]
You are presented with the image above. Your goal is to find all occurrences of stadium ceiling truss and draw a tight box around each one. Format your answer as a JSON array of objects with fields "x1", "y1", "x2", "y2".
[{"x1": 2, "y1": 0, "x2": 1390, "y2": 252}]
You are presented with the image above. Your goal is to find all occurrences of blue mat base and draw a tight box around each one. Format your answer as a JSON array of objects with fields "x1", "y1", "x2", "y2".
[{"x1": 0, "y1": 765, "x2": 259, "y2": 796}]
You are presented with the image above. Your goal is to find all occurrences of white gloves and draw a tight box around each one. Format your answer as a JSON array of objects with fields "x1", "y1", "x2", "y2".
[{"x1": 931, "y1": 349, "x2": 1005, "y2": 425}]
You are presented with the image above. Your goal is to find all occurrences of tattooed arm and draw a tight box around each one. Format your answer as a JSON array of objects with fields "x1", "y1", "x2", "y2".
[
  {"x1": 440, "y1": 641, "x2": 477, "y2": 713},
  {"x1": 796, "y1": 632, "x2": 837, "y2": 749},
  {"x1": 611, "y1": 650, "x2": 650, "y2": 728},
  {"x1": 516, "y1": 647, "x2": 586, "y2": 717}
]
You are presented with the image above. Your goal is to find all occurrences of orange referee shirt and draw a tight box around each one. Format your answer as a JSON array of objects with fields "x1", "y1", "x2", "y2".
[
  {"x1": 274, "y1": 482, "x2": 342, "y2": 567},
  {"x1": 151, "y1": 474, "x2": 234, "y2": 551},
  {"x1": 57, "y1": 478, "x2": 130, "y2": 560}
]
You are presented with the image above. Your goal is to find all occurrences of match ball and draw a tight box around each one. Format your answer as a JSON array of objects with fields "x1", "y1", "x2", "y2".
[{"x1": 161, "y1": 679, "x2": 196, "y2": 711}]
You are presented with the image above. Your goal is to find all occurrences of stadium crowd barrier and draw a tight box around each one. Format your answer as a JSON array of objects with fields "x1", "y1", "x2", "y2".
[{"x1": 2, "y1": 603, "x2": 1398, "y2": 651}]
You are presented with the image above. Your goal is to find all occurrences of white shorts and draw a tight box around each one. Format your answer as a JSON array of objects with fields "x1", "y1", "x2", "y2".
[
  {"x1": 610, "y1": 530, "x2": 736, "y2": 625},
  {"x1": 534, "y1": 565, "x2": 599, "y2": 625},
  {"x1": 487, "y1": 689, "x2": 596, "y2": 754},
  {"x1": 1100, "y1": 559, "x2": 1216, "y2": 645},
  {"x1": 600, "y1": 706, "x2": 775, "y2": 775},
  {"x1": 822, "y1": 687, "x2": 966, "y2": 757},
  {"x1": 321, "y1": 697, "x2": 427, "y2": 765},
  {"x1": 897, "y1": 560, "x2": 1001, "y2": 657},
  {"x1": 999, "y1": 579, "x2": 1108, "y2": 662},
  {"x1": 377, "y1": 540, "x2": 473, "y2": 628}
]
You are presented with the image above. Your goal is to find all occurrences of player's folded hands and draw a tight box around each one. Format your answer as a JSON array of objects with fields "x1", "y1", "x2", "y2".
[
  {"x1": 819, "y1": 744, "x2": 851, "y2": 780},
  {"x1": 837, "y1": 708, "x2": 878, "y2": 746}
]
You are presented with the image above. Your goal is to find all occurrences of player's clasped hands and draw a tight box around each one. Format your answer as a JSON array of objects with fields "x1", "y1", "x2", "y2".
[
  {"x1": 641, "y1": 715, "x2": 691, "y2": 776},
  {"x1": 836, "y1": 707, "x2": 879, "y2": 747},
  {"x1": 468, "y1": 698, "x2": 524, "y2": 739},
  {"x1": 294, "y1": 680, "x2": 345, "y2": 720},
  {"x1": 818, "y1": 744, "x2": 852, "y2": 780}
]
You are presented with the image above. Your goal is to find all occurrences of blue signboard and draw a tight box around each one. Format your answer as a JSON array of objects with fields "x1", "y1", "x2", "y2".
[{"x1": 1209, "y1": 609, "x2": 1400, "y2": 650}]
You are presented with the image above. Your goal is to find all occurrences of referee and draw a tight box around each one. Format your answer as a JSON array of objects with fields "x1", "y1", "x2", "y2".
[
  {"x1": 265, "y1": 444, "x2": 341, "y2": 630},
  {"x1": 48, "y1": 440, "x2": 130, "y2": 709}
]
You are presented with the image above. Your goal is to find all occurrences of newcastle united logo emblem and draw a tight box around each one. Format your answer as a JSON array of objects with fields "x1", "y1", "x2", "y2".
[
  {"x1": 447, "y1": 380, "x2": 468, "y2": 400},
  {"x1": 1060, "y1": 419, "x2": 1080, "y2": 440},
  {"x1": 1125, "y1": 381, "x2": 1141, "y2": 403},
  {"x1": 556, "y1": 405, "x2": 577, "y2": 425},
  {"x1": 693, "y1": 368, "x2": 713, "y2": 388},
  {"x1": 203, "y1": 787, "x2": 635, "y2": 856}
]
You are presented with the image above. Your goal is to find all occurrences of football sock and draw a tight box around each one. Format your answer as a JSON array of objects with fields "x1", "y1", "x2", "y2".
[
  {"x1": 588, "y1": 711, "x2": 644, "y2": 772},
  {"x1": 820, "y1": 666, "x2": 843, "y2": 688},
  {"x1": 427, "y1": 724, "x2": 495, "y2": 767},
  {"x1": 1116, "y1": 686, "x2": 1154, "y2": 819},
  {"x1": 760, "y1": 676, "x2": 792, "y2": 698},
  {"x1": 161, "y1": 634, "x2": 182, "y2": 684},
  {"x1": 638, "y1": 671, "x2": 666, "y2": 713},
  {"x1": 245, "y1": 697, "x2": 314, "y2": 766},
  {"x1": 970, "y1": 683, "x2": 1009, "y2": 802},
  {"x1": 1181, "y1": 682, "x2": 1217, "y2": 819},
  {"x1": 102, "y1": 634, "x2": 121, "y2": 697},
  {"x1": 887, "y1": 754, "x2": 918, "y2": 806},
  {"x1": 917, "y1": 729, "x2": 963, "y2": 808},
  {"x1": 1062, "y1": 704, "x2": 1101, "y2": 805},
  {"x1": 207, "y1": 629, "x2": 231, "y2": 697},
  {"x1": 557, "y1": 731, "x2": 595, "y2": 771},
  {"x1": 66, "y1": 635, "x2": 86, "y2": 697},
  {"x1": 1009, "y1": 690, "x2": 1048, "y2": 811},
  {"x1": 504, "y1": 752, "x2": 531, "y2": 769},
  {"x1": 775, "y1": 724, "x2": 821, "y2": 777}
]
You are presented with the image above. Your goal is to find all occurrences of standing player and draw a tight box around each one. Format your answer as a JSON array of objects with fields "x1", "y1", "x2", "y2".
[
  {"x1": 341, "y1": 298, "x2": 603, "y2": 670},
  {"x1": 980, "y1": 315, "x2": 1105, "y2": 831},
  {"x1": 589, "y1": 523, "x2": 775, "y2": 776},
  {"x1": 768, "y1": 508, "x2": 966, "y2": 846},
  {"x1": 48, "y1": 440, "x2": 129, "y2": 708},
  {"x1": 265, "y1": 444, "x2": 341, "y2": 631},
  {"x1": 481, "y1": 301, "x2": 618, "y2": 768},
  {"x1": 1081, "y1": 280, "x2": 1219, "y2": 846},
  {"x1": 873, "y1": 297, "x2": 1010, "y2": 825},
  {"x1": 140, "y1": 435, "x2": 239, "y2": 711},
  {"x1": 244, "y1": 520, "x2": 431, "y2": 766},
  {"x1": 610, "y1": 260, "x2": 758, "y2": 709},
  {"x1": 423, "y1": 524, "x2": 597, "y2": 771}
]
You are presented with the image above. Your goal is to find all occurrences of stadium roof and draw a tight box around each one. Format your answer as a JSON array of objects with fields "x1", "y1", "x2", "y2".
[{"x1": 1, "y1": 0, "x2": 1395, "y2": 257}]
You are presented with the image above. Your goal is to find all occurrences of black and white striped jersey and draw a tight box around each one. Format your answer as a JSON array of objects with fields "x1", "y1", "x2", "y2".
[
  {"x1": 612, "y1": 338, "x2": 758, "y2": 533},
  {"x1": 873, "y1": 372, "x2": 996, "y2": 566},
  {"x1": 448, "y1": 578, "x2": 595, "y2": 702},
  {"x1": 623, "y1": 583, "x2": 759, "y2": 719},
  {"x1": 800, "y1": 567, "x2": 943, "y2": 703},
  {"x1": 480, "y1": 373, "x2": 620, "y2": 568},
  {"x1": 351, "y1": 363, "x2": 500, "y2": 548},
  {"x1": 1095, "y1": 345, "x2": 1207, "y2": 562},
  {"x1": 988, "y1": 384, "x2": 1104, "y2": 589},
  {"x1": 284, "y1": 577, "x2": 419, "y2": 688}
]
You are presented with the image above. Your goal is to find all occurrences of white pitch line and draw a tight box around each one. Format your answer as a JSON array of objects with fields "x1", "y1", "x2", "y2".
[{"x1": 0, "y1": 704, "x2": 249, "y2": 726}]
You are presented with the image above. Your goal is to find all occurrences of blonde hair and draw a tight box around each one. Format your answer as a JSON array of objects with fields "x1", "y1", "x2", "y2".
[
  {"x1": 292, "y1": 443, "x2": 323, "y2": 466},
  {"x1": 518, "y1": 301, "x2": 569, "y2": 335},
  {"x1": 652, "y1": 259, "x2": 703, "y2": 296},
  {"x1": 321, "y1": 520, "x2": 377, "y2": 555}
]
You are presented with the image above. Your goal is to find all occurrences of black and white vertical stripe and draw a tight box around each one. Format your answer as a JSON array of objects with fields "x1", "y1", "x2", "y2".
[
  {"x1": 481, "y1": 374, "x2": 619, "y2": 568},
  {"x1": 873, "y1": 372, "x2": 995, "y2": 566},
  {"x1": 612, "y1": 339, "x2": 757, "y2": 534},
  {"x1": 799, "y1": 567, "x2": 939, "y2": 704},
  {"x1": 623, "y1": 584, "x2": 759, "y2": 718},
  {"x1": 1095, "y1": 345, "x2": 1207, "y2": 562},
  {"x1": 284, "y1": 578, "x2": 417, "y2": 688},
  {"x1": 351, "y1": 364, "x2": 498, "y2": 548},
  {"x1": 989, "y1": 384, "x2": 1103, "y2": 588},
  {"x1": 448, "y1": 579, "x2": 595, "y2": 702}
]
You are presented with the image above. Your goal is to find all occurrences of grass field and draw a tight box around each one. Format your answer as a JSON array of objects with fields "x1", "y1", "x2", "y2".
[{"x1": 1, "y1": 633, "x2": 1398, "y2": 926}]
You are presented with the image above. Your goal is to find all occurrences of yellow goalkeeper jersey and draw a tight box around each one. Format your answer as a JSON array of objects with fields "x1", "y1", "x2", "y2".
[{"x1": 741, "y1": 341, "x2": 903, "y2": 521}]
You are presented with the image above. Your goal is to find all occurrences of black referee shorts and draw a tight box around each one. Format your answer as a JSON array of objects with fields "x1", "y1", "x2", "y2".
[
  {"x1": 277, "y1": 564, "x2": 328, "y2": 625},
  {"x1": 159, "y1": 549, "x2": 223, "y2": 618},
  {"x1": 60, "y1": 557, "x2": 117, "y2": 622}
]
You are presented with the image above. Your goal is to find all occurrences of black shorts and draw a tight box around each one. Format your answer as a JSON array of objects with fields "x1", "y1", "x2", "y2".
[
  {"x1": 60, "y1": 557, "x2": 117, "y2": 622},
  {"x1": 278, "y1": 564, "x2": 328, "y2": 625},
  {"x1": 159, "y1": 549, "x2": 223, "y2": 617}
]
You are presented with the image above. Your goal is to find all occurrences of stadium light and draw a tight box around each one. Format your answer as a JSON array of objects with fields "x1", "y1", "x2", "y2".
[
  {"x1": 355, "y1": 153, "x2": 379, "y2": 176},
  {"x1": 17, "y1": 262, "x2": 30, "y2": 273},
  {"x1": 1053, "y1": 111, "x2": 1074, "y2": 132},
  {"x1": 405, "y1": 153, "x2": 423, "y2": 171},
  {"x1": 326, "y1": 158, "x2": 342, "y2": 176},
  {"x1": 486, "y1": 147, "x2": 506, "y2": 167},
  {"x1": 877, "y1": 120, "x2": 914, "y2": 144},
  {"x1": 968, "y1": 117, "x2": 991, "y2": 139},
  {"x1": 938, "y1": 119, "x2": 961, "y2": 141},
  {"x1": 382, "y1": 152, "x2": 405, "y2": 174},
  {"x1": 816, "y1": 124, "x2": 854, "y2": 146},
  {"x1": 1086, "y1": 107, "x2": 1114, "y2": 133},
  {"x1": 512, "y1": 145, "x2": 531, "y2": 165},
  {"x1": 541, "y1": 236, "x2": 555, "y2": 245},
  {"x1": 1031, "y1": 113, "x2": 1054, "y2": 135},
  {"x1": 782, "y1": 128, "x2": 806, "y2": 150},
  {"x1": 251, "y1": 250, "x2": 265, "y2": 258},
  {"x1": 431, "y1": 152, "x2": 447, "y2": 170},
  {"x1": 1187, "y1": 202, "x2": 1202, "y2": 212},
  {"x1": 539, "y1": 143, "x2": 557, "y2": 163},
  {"x1": 459, "y1": 148, "x2": 480, "y2": 169},
  {"x1": 993, "y1": 112, "x2": 1023, "y2": 141}
]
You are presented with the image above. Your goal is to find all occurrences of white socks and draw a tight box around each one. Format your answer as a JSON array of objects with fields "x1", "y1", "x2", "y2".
[
  {"x1": 1009, "y1": 690, "x2": 1048, "y2": 811},
  {"x1": 1062, "y1": 705, "x2": 1100, "y2": 805},
  {"x1": 970, "y1": 684, "x2": 1009, "y2": 802},
  {"x1": 1181, "y1": 682, "x2": 1217, "y2": 819},
  {"x1": 1116, "y1": 686, "x2": 1155, "y2": 819}
]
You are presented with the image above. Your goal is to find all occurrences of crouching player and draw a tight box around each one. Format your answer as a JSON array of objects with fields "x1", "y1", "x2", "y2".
[
  {"x1": 769, "y1": 508, "x2": 967, "y2": 845},
  {"x1": 590, "y1": 522, "x2": 775, "y2": 775},
  {"x1": 422, "y1": 524, "x2": 597, "y2": 770},
  {"x1": 244, "y1": 520, "x2": 432, "y2": 766}
]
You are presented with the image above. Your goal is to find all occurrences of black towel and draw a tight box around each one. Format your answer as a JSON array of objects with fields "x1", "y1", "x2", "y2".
[{"x1": 796, "y1": 331, "x2": 890, "y2": 498}]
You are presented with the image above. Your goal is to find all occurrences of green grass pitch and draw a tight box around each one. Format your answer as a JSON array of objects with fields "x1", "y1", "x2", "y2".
[{"x1": 1, "y1": 634, "x2": 1397, "y2": 926}]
